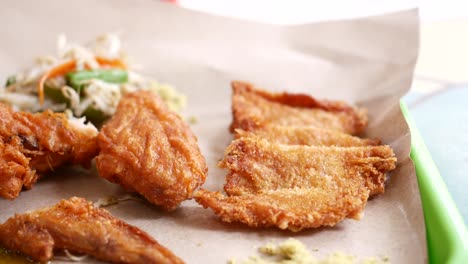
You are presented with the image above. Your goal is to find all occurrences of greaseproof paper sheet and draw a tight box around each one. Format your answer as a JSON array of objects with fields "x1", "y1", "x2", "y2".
[{"x1": 0, "y1": 0, "x2": 424, "y2": 263}]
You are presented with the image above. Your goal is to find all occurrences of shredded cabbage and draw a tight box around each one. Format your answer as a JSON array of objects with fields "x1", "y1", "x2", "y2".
[{"x1": 1, "y1": 33, "x2": 186, "y2": 122}]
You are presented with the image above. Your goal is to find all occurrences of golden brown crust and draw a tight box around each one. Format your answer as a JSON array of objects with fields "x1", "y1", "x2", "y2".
[
  {"x1": 234, "y1": 125, "x2": 380, "y2": 147},
  {"x1": 196, "y1": 82, "x2": 396, "y2": 231},
  {"x1": 194, "y1": 188, "x2": 368, "y2": 232},
  {"x1": 0, "y1": 197, "x2": 184, "y2": 264},
  {"x1": 0, "y1": 103, "x2": 98, "y2": 199},
  {"x1": 196, "y1": 137, "x2": 396, "y2": 231},
  {"x1": 221, "y1": 137, "x2": 396, "y2": 197},
  {"x1": 96, "y1": 91, "x2": 207, "y2": 211},
  {"x1": 230, "y1": 81, "x2": 368, "y2": 135}
]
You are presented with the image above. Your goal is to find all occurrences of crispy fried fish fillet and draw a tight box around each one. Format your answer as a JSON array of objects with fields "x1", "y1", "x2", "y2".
[
  {"x1": 0, "y1": 103, "x2": 98, "y2": 199},
  {"x1": 222, "y1": 137, "x2": 396, "y2": 197},
  {"x1": 196, "y1": 82, "x2": 395, "y2": 231},
  {"x1": 0, "y1": 197, "x2": 184, "y2": 264},
  {"x1": 234, "y1": 125, "x2": 380, "y2": 147},
  {"x1": 230, "y1": 81, "x2": 368, "y2": 135},
  {"x1": 194, "y1": 187, "x2": 368, "y2": 232},
  {"x1": 195, "y1": 137, "x2": 396, "y2": 231},
  {"x1": 96, "y1": 91, "x2": 207, "y2": 211}
]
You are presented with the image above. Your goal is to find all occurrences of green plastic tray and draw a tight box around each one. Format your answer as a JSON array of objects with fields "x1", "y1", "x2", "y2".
[{"x1": 401, "y1": 101, "x2": 468, "y2": 264}]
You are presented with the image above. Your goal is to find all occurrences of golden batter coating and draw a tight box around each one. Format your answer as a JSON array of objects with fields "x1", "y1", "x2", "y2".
[
  {"x1": 222, "y1": 137, "x2": 396, "y2": 197},
  {"x1": 0, "y1": 103, "x2": 98, "y2": 200},
  {"x1": 195, "y1": 137, "x2": 396, "y2": 231},
  {"x1": 195, "y1": 82, "x2": 395, "y2": 231},
  {"x1": 96, "y1": 91, "x2": 207, "y2": 211},
  {"x1": 194, "y1": 187, "x2": 368, "y2": 232},
  {"x1": 0, "y1": 197, "x2": 184, "y2": 264},
  {"x1": 234, "y1": 125, "x2": 380, "y2": 147},
  {"x1": 230, "y1": 81, "x2": 368, "y2": 135}
]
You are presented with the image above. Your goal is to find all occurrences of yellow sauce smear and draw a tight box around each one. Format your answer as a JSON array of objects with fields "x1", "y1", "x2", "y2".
[{"x1": 0, "y1": 248, "x2": 34, "y2": 264}]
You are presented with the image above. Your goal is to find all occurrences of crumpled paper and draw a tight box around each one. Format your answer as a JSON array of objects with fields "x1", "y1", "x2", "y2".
[{"x1": 0, "y1": 0, "x2": 424, "y2": 263}]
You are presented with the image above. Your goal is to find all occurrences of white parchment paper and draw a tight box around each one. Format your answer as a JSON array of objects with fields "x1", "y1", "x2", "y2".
[{"x1": 0, "y1": 0, "x2": 425, "y2": 263}]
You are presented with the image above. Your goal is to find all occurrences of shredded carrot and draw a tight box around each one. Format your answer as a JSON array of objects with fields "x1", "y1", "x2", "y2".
[
  {"x1": 38, "y1": 60, "x2": 77, "y2": 105},
  {"x1": 95, "y1": 56, "x2": 127, "y2": 69},
  {"x1": 37, "y1": 57, "x2": 127, "y2": 105}
]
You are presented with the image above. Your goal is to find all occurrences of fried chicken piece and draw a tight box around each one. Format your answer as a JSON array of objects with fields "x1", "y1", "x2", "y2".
[
  {"x1": 222, "y1": 137, "x2": 396, "y2": 197},
  {"x1": 230, "y1": 81, "x2": 368, "y2": 135},
  {"x1": 234, "y1": 125, "x2": 380, "y2": 147},
  {"x1": 0, "y1": 197, "x2": 184, "y2": 264},
  {"x1": 0, "y1": 103, "x2": 98, "y2": 199},
  {"x1": 195, "y1": 187, "x2": 369, "y2": 232},
  {"x1": 96, "y1": 91, "x2": 207, "y2": 211}
]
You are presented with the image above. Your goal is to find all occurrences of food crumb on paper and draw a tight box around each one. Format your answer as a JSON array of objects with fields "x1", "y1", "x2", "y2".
[
  {"x1": 186, "y1": 115, "x2": 198, "y2": 124},
  {"x1": 231, "y1": 239, "x2": 390, "y2": 264},
  {"x1": 150, "y1": 81, "x2": 187, "y2": 112},
  {"x1": 94, "y1": 194, "x2": 144, "y2": 208}
]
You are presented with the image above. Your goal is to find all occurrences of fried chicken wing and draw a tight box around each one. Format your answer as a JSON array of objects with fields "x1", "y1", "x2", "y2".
[
  {"x1": 0, "y1": 197, "x2": 184, "y2": 264},
  {"x1": 234, "y1": 125, "x2": 380, "y2": 147},
  {"x1": 96, "y1": 91, "x2": 207, "y2": 211},
  {"x1": 222, "y1": 137, "x2": 396, "y2": 197},
  {"x1": 0, "y1": 103, "x2": 98, "y2": 199},
  {"x1": 230, "y1": 81, "x2": 368, "y2": 135},
  {"x1": 195, "y1": 187, "x2": 368, "y2": 232}
]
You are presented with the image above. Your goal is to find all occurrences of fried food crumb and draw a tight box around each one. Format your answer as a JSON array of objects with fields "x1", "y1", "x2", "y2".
[
  {"x1": 187, "y1": 115, "x2": 198, "y2": 124},
  {"x1": 93, "y1": 194, "x2": 143, "y2": 208},
  {"x1": 150, "y1": 82, "x2": 187, "y2": 112},
  {"x1": 245, "y1": 238, "x2": 317, "y2": 264},
  {"x1": 234, "y1": 239, "x2": 390, "y2": 264}
]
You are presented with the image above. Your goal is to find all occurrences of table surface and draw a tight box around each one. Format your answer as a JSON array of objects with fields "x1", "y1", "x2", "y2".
[
  {"x1": 176, "y1": 1, "x2": 468, "y2": 224},
  {"x1": 395, "y1": 18, "x2": 468, "y2": 225}
]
